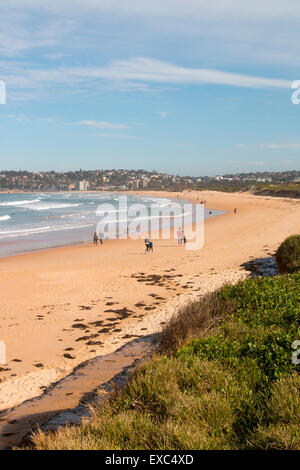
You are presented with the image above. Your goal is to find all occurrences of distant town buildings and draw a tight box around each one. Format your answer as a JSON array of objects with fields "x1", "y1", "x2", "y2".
[{"x1": 0, "y1": 169, "x2": 299, "y2": 192}]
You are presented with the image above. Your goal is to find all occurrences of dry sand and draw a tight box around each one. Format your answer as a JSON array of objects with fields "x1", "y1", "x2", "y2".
[{"x1": 0, "y1": 190, "x2": 299, "y2": 412}]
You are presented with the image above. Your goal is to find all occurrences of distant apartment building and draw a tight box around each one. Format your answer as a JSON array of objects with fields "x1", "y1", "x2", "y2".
[{"x1": 77, "y1": 180, "x2": 89, "y2": 191}]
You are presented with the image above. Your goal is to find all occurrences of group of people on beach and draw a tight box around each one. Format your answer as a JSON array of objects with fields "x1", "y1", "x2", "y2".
[{"x1": 94, "y1": 226, "x2": 188, "y2": 251}]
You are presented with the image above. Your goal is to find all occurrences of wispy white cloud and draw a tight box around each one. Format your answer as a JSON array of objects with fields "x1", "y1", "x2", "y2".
[
  {"x1": 43, "y1": 52, "x2": 69, "y2": 60},
  {"x1": 0, "y1": 11, "x2": 74, "y2": 57},
  {"x1": 79, "y1": 120, "x2": 130, "y2": 130},
  {"x1": 7, "y1": 1, "x2": 300, "y2": 23},
  {"x1": 1, "y1": 113, "x2": 59, "y2": 123},
  {"x1": 236, "y1": 142, "x2": 300, "y2": 150},
  {"x1": 158, "y1": 112, "x2": 169, "y2": 117},
  {"x1": 2, "y1": 1, "x2": 300, "y2": 67},
  {"x1": 258, "y1": 143, "x2": 300, "y2": 149},
  {"x1": 69, "y1": 57, "x2": 290, "y2": 89},
  {"x1": 7, "y1": 113, "x2": 31, "y2": 123},
  {"x1": 93, "y1": 133, "x2": 140, "y2": 139},
  {"x1": 0, "y1": 57, "x2": 292, "y2": 103}
]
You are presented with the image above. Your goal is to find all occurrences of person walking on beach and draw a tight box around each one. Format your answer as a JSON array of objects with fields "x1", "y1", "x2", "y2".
[
  {"x1": 144, "y1": 234, "x2": 150, "y2": 253},
  {"x1": 99, "y1": 231, "x2": 104, "y2": 245},
  {"x1": 93, "y1": 231, "x2": 99, "y2": 245},
  {"x1": 144, "y1": 234, "x2": 153, "y2": 253},
  {"x1": 177, "y1": 227, "x2": 183, "y2": 246},
  {"x1": 234, "y1": 208, "x2": 237, "y2": 214},
  {"x1": 146, "y1": 240, "x2": 153, "y2": 253}
]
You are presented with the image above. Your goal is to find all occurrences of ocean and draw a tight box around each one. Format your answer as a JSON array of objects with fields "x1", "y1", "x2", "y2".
[{"x1": 0, "y1": 192, "x2": 224, "y2": 257}]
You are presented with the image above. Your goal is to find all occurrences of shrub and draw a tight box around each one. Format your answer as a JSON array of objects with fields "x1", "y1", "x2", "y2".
[
  {"x1": 155, "y1": 292, "x2": 233, "y2": 354},
  {"x1": 276, "y1": 234, "x2": 300, "y2": 274},
  {"x1": 158, "y1": 273, "x2": 300, "y2": 356}
]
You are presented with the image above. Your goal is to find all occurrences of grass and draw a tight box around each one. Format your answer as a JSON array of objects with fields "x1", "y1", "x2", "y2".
[{"x1": 30, "y1": 273, "x2": 300, "y2": 450}]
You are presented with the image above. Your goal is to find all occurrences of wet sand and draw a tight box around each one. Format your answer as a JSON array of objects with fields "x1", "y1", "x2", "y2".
[{"x1": 0, "y1": 190, "x2": 299, "y2": 415}]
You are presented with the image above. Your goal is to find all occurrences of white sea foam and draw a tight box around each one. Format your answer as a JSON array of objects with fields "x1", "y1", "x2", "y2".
[
  {"x1": 0, "y1": 199, "x2": 40, "y2": 207},
  {"x1": 0, "y1": 223, "x2": 94, "y2": 238},
  {"x1": 22, "y1": 203, "x2": 83, "y2": 211},
  {"x1": 100, "y1": 210, "x2": 192, "y2": 225},
  {"x1": 0, "y1": 215, "x2": 11, "y2": 221}
]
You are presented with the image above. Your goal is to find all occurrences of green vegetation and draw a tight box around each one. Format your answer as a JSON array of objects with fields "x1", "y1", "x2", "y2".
[
  {"x1": 254, "y1": 184, "x2": 300, "y2": 198},
  {"x1": 194, "y1": 182, "x2": 250, "y2": 193},
  {"x1": 31, "y1": 274, "x2": 300, "y2": 450},
  {"x1": 276, "y1": 235, "x2": 300, "y2": 274}
]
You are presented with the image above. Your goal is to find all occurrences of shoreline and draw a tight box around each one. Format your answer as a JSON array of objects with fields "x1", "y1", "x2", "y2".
[
  {"x1": 0, "y1": 190, "x2": 299, "y2": 414},
  {"x1": 0, "y1": 191, "x2": 204, "y2": 259}
]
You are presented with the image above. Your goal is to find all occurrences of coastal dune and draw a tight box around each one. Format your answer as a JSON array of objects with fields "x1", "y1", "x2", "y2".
[{"x1": 0, "y1": 190, "x2": 299, "y2": 412}]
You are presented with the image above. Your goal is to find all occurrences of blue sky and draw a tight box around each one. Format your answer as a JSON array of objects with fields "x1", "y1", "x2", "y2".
[{"x1": 0, "y1": 1, "x2": 299, "y2": 176}]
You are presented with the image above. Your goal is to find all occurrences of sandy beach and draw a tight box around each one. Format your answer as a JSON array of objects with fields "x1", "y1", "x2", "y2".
[{"x1": 0, "y1": 190, "x2": 299, "y2": 413}]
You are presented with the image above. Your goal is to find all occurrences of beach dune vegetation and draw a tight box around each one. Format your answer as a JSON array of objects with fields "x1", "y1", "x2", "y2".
[{"x1": 30, "y1": 271, "x2": 300, "y2": 450}]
